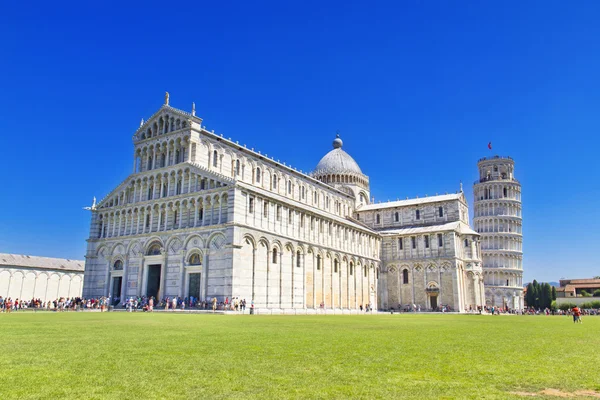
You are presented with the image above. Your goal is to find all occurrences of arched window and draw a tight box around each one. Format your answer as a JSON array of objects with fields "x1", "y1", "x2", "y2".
[
  {"x1": 256, "y1": 168, "x2": 261, "y2": 183},
  {"x1": 161, "y1": 153, "x2": 166, "y2": 167},
  {"x1": 113, "y1": 260, "x2": 123, "y2": 270},
  {"x1": 272, "y1": 175, "x2": 277, "y2": 189},
  {"x1": 301, "y1": 186, "x2": 305, "y2": 199},
  {"x1": 287, "y1": 180, "x2": 292, "y2": 194},
  {"x1": 317, "y1": 255, "x2": 321, "y2": 270},
  {"x1": 334, "y1": 259, "x2": 338, "y2": 273},
  {"x1": 464, "y1": 239, "x2": 469, "y2": 247},
  {"x1": 175, "y1": 150, "x2": 181, "y2": 164},
  {"x1": 213, "y1": 150, "x2": 218, "y2": 167},
  {"x1": 189, "y1": 253, "x2": 201, "y2": 265},
  {"x1": 272, "y1": 248, "x2": 278, "y2": 264},
  {"x1": 147, "y1": 156, "x2": 153, "y2": 170},
  {"x1": 363, "y1": 266, "x2": 367, "y2": 277},
  {"x1": 147, "y1": 243, "x2": 162, "y2": 256},
  {"x1": 148, "y1": 185, "x2": 154, "y2": 200},
  {"x1": 395, "y1": 212, "x2": 399, "y2": 222},
  {"x1": 349, "y1": 263, "x2": 353, "y2": 275},
  {"x1": 235, "y1": 160, "x2": 240, "y2": 176},
  {"x1": 162, "y1": 183, "x2": 167, "y2": 197},
  {"x1": 176, "y1": 180, "x2": 182, "y2": 195},
  {"x1": 503, "y1": 187, "x2": 508, "y2": 197},
  {"x1": 402, "y1": 269, "x2": 409, "y2": 284},
  {"x1": 297, "y1": 251, "x2": 301, "y2": 268}
]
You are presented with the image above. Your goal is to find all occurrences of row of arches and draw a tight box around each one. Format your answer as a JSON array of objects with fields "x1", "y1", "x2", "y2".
[
  {"x1": 483, "y1": 270, "x2": 522, "y2": 288},
  {"x1": 474, "y1": 202, "x2": 522, "y2": 218},
  {"x1": 134, "y1": 136, "x2": 190, "y2": 173},
  {"x1": 137, "y1": 113, "x2": 188, "y2": 140},
  {"x1": 241, "y1": 234, "x2": 379, "y2": 310},
  {"x1": 481, "y1": 253, "x2": 523, "y2": 270},
  {"x1": 244, "y1": 193, "x2": 380, "y2": 258},
  {"x1": 485, "y1": 288, "x2": 523, "y2": 309},
  {"x1": 385, "y1": 262, "x2": 484, "y2": 311},
  {"x1": 475, "y1": 183, "x2": 521, "y2": 202},
  {"x1": 99, "y1": 169, "x2": 228, "y2": 211},
  {"x1": 196, "y1": 137, "x2": 356, "y2": 217},
  {"x1": 98, "y1": 231, "x2": 226, "y2": 261},
  {"x1": 96, "y1": 192, "x2": 229, "y2": 238},
  {"x1": 313, "y1": 172, "x2": 369, "y2": 191},
  {"x1": 92, "y1": 231, "x2": 228, "y2": 301},
  {"x1": 474, "y1": 218, "x2": 522, "y2": 234},
  {"x1": 0, "y1": 269, "x2": 83, "y2": 302},
  {"x1": 480, "y1": 235, "x2": 523, "y2": 252}
]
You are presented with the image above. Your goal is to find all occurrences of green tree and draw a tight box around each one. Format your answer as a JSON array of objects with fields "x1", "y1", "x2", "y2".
[
  {"x1": 581, "y1": 290, "x2": 592, "y2": 297},
  {"x1": 542, "y1": 283, "x2": 553, "y2": 309},
  {"x1": 552, "y1": 286, "x2": 557, "y2": 301},
  {"x1": 593, "y1": 289, "x2": 600, "y2": 297},
  {"x1": 525, "y1": 283, "x2": 534, "y2": 307},
  {"x1": 532, "y1": 280, "x2": 540, "y2": 308}
]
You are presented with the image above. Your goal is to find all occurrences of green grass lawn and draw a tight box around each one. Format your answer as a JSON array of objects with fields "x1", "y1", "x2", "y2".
[{"x1": 1, "y1": 313, "x2": 599, "y2": 399}]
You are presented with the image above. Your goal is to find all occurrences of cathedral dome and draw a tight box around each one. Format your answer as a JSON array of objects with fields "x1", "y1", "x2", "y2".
[{"x1": 314, "y1": 134, "x2": 363, "y2": 175}]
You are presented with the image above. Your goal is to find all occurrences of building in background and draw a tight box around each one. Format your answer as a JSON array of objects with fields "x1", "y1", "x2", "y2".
[
  {"x1": 0, "y1": 253, "x2": 84, "y2": 302},
  {"x1": 473, "y1": 156, "x2": 524, "y2": 309},
  {"x1": 555, "y1": 278, "x2": 600, "y2": 306}
]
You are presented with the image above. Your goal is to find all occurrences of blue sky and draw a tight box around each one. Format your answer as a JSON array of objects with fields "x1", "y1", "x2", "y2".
[{"x1": 0, "y1": 1, "x2": 598, "y2": 282}]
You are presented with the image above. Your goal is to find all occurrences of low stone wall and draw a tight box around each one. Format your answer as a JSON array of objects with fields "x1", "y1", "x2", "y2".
[{"x1": 556, "y1": 297, "x2": 600, "y2": 306}]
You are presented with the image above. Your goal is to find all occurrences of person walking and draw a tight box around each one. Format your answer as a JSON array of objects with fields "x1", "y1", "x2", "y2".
[{"x1": 572, "y1": 306, "x2": 582, "y2": 323}]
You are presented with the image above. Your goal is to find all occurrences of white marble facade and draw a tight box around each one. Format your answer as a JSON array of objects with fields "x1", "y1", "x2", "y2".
[{"x1": 82, "y1": 95, "x2": 487, "y2": 312}]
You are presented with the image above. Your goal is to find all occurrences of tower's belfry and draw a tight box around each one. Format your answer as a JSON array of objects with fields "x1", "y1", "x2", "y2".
[{"x1": 473, "y1": 156, "x2": 524, "y2": 309}]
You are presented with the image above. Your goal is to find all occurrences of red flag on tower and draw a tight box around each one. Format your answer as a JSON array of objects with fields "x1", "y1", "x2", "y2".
[{"x1": 488, "y1": 142, "x2": 492, "y2": 150}]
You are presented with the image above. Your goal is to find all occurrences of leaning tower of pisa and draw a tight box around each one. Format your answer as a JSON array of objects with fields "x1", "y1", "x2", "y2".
[{"x1": 473, "y1": 156, "x2": 523, "y2": 310}]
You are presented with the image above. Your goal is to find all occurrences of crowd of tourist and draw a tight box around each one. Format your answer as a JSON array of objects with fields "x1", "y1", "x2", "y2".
[
  {"x1": 0, "y1": 296, "x2": 111, "y2": 312},
  {"x1": 3, "y1": 294, "x2": 599, "y2": 316},
  {"x1": 0, "y1": 295, "x2": 252, "y2": 313}
]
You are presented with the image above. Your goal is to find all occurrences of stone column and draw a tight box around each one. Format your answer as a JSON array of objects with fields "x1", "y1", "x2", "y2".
[
  {"x1": 177, "y1": 205, "x2": 183, "y2": 230},
  {"x1": 158, "y1": 251, "x2": 168, "y2": 301},
  {"x1": 202, "y1": 252, "x2": 209, "y2": 301},
  {"x1": 121, "y1": 254, "x2": 129, "y2": 304}
]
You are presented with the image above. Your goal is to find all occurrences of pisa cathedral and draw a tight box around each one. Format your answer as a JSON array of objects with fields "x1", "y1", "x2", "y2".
[{"x1": 82, "y1": 94, "x2": 523, "y2": 312}]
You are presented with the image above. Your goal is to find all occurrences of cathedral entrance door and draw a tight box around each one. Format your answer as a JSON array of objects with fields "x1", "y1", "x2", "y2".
[
  {"x1": 430, "y1": 295, "x2": 438, "y2": 310},
  {"x1": 146, "y1": 265, "x2": 161, "y2": 299},
  {"x1": 188, "y1": 273, "x2": 201, "y2": 300},
  {"x1": 111, "y1": 277, "x2": 122, "y2": 306}
]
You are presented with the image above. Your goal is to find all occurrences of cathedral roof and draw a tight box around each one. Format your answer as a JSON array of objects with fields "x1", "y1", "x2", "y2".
[
  {"x1": 357, "y1": 193, "x2": 464, "y2": 211},
  {"x1": 377, "y1": 221, "x2": 479, "y2": 236},
  {"x1": 313, "y1": 134, "x2": 363, "y2": 175}
]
